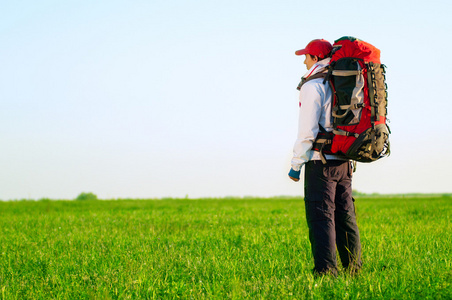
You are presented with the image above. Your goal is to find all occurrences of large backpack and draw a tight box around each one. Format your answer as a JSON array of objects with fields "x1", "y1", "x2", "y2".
[{"x1": 313, "y1": 36, "x2": 390, "y2": 163}]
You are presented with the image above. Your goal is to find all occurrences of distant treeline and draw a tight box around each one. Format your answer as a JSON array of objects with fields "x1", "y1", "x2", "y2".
[
  {"x1": 351, "y1": 191, "x2": 452, "y2": 198},
  {"x1": 2, "y1": 192, "x2": 451, "y2": 202}
]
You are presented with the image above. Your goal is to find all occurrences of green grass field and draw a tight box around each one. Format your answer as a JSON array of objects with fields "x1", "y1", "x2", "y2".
[{"x1": 0, "y1": 196, "x2": 450, "y2": 299}]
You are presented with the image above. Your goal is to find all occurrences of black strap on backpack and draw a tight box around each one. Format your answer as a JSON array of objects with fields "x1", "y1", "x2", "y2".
[{"x1": 312, "y1": 124, "x2": 334, "y2": 164}]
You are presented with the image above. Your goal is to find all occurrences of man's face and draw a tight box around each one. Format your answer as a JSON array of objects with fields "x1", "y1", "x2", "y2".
[{"x1": 304, "y1": 54, "x2": 317, "y2": 70}]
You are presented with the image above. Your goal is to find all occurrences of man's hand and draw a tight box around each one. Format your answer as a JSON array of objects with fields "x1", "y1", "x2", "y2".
[{"x1": 288, "y1": 168, "x2": 300, "y2": 182}]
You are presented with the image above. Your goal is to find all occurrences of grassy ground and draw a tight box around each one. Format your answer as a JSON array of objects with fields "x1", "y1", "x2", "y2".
[{"x1": 0, "y1": 196, "x2": 450, "y2": 299}]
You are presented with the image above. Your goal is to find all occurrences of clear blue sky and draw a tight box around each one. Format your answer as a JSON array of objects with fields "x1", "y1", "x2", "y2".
[{"x1": 1, "y1": 0, "x2": 451, "y2": 199}]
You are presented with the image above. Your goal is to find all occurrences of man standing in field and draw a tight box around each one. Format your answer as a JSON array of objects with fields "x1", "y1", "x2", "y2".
[{"x1": 288, "y1": 39, "x2": 362, "y2": 277}]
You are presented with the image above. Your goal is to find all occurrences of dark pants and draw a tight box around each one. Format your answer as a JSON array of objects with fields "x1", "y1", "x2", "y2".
[{"x1": 304, "y1": 160, "x2": 362, "y2": 274}]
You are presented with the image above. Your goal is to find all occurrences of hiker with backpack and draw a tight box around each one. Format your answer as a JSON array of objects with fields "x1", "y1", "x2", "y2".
[{"x1": 288, "y1": 38, "x2": 363, "y2": 277}]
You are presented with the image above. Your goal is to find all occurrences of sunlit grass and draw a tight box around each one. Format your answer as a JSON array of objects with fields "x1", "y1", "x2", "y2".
[{"x1": 0, "y1": 196, "x2": 450, "y2": 299}]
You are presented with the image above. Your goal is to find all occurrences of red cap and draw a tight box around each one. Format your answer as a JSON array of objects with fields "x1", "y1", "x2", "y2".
[{"x1": 295, "y1": 39, "x2": 333, "y2": 58}]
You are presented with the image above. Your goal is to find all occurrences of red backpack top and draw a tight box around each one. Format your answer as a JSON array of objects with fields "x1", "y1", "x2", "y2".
[{"x1": 332, "y1": 37, "x2": 381, "y2": 64}]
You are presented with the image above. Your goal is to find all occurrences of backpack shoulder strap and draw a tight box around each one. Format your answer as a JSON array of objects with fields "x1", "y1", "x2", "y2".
[{"x1": 296, "y1": 72, "x2": 327, "y2": 91}]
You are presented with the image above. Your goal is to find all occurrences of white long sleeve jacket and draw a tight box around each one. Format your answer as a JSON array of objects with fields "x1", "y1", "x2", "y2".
[{"x1": 291, "y1": 58, "x2": 345, "y2": 171}]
